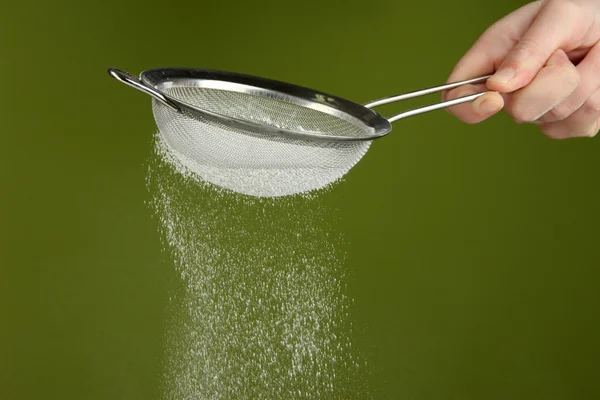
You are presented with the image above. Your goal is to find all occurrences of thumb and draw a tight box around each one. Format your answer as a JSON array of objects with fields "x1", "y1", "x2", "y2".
[{"x1": 487, "y1": 0, "x2": 587, "y2": 93}]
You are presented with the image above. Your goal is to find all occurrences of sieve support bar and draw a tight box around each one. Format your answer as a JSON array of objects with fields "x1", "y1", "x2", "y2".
[{"x1": 108, "y1": 68, "x2": 180, "y2": 111}]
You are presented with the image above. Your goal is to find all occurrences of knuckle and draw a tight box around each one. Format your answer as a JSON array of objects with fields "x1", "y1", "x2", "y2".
[
  {"x1": 573, "y1": 127, "x2": 598, "y2": 138},
  {"x1": 584, "y1": 93, "x2": 600, "y2": 113},
  {"x1": 547, "y1": 0, "x2": 582, "y2": 16},
  {"x1": 512, "y1": 37, "x2": 543, "y2": 61},
  {"x1": 541, "y1": 126, "x2": 567, "y2": 140},
  {"x1": 510, "y1": 104, "x2": 539, "y2": 123},
  {"x1": 542, "y1": 119, "x2": 600, "y2": 140},
  {"x1": 545, "y1": 104, "x2": 574, "y2": 121},
  {"x1": 549, "y1": 58, "x2": 581, "y2": 87},
  {"x1": 586, "y1": 119, "x2": 600, "y2": 137},
  {"x1": 540, "y1": 123, "x2": 573, "y2": 140},
  {"x1": 563, "y1": 67, "x2": 581, "y2": 90}
]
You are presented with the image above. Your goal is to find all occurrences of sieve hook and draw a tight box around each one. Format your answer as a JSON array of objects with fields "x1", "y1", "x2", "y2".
[
  {"x1": 364, "y1": 75, "x2": 493, "y2": 123},
  {"x1": 107, "y1": 68, "x2": 180, "y2": 111}
]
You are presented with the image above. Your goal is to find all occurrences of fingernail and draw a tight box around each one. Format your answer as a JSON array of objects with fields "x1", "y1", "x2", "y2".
[
  {"x1": 477, "y1": 98, "x2": 502, "y2": 114},
  {"x1": 489, "y1": 67, "x2": 516, "y2": 84}
]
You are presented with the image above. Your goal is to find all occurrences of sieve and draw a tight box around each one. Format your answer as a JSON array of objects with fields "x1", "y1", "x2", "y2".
[{"x1": 108, "y1": 67, "x2": 491, "y2": 197}]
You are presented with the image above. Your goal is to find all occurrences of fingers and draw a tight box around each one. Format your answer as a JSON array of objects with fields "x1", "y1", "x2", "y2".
[
  {"x1": 502, "y1": 49, "x2": 580, "y2": 123},
  {"x1": 443, "y1": 1, "x2": 543, "y2": 123},
  {"x1": 539, "y1": 88, "x2": 600, "y2": 139},
  {"x1": 538, "y1": 41, "x2": 600, "y2": 123},
  {"x1": 444, "y1": 86, "x2": 504, "y2": 124},
  {"x1": 444, "y1": 1, "x2": 545, "y2": 87},
  {"x1": 444, "y1": 0, "x2": 600, "y2": 137},
  {"x1": 536, "y1": 45, "x2": 600, "y2": 139},
  {"x1": 487, "y1": 0, "x2": 593, "y2": 93},
  {"x1": 444, "y1": 49, "x2": 579, "y2": 125}
]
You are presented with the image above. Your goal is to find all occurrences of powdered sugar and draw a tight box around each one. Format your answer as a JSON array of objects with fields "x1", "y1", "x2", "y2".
[{"x1": 146, "y1": 132, "x2": 370, "y2": 399}]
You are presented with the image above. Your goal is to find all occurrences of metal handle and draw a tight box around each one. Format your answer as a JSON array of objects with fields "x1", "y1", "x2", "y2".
[
  {"x1": 107, "y1": 68, "x2": 180, "y2": 111},
  {"x1": 364, "y1": 75, "x2": 493, "y2": 123}
]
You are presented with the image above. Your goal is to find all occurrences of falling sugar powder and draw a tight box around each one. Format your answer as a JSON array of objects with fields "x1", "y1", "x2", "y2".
[{"x1": 146, "y1": 132, "x2": 371, "y2": 399}]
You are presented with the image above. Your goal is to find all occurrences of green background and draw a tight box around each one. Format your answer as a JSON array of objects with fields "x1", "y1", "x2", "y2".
[{"x1": 2, "y1": 0, "x2": 600, "y2": 399}]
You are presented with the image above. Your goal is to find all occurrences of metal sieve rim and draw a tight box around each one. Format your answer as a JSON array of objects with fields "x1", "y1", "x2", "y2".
[{"x1": 139, "y1": 68, "x2": 392, "y2": 142}]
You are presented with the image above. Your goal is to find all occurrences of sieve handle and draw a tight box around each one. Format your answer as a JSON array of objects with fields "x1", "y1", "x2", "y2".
[
  {"x1": 388, "y1": 91, "x2": 489, "y2": 123},
  {"x1": 363, "y1": 75, "x2": 494, "y2": 123},
  {"x1": 107, "y1": 68, "x2": 180, "y2": 111}
]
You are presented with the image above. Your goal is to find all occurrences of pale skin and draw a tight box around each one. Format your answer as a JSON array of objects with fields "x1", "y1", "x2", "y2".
[{"x1": 444, "y1": 0, "x2": 600, "y2": 139}]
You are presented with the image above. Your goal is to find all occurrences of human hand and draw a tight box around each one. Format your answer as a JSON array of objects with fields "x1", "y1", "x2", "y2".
[{"x1": 443, "y1": 0, "x2": 600, "y2": 139}]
